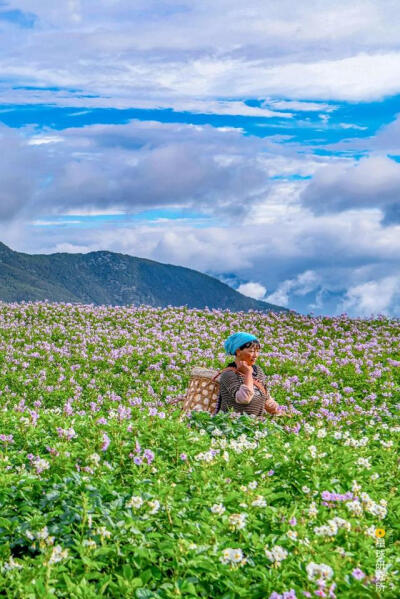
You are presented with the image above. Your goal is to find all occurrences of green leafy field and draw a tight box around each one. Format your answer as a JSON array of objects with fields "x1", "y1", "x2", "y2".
[{"x1": 0, "y1": 302, "x2": 399, "y2": 598}]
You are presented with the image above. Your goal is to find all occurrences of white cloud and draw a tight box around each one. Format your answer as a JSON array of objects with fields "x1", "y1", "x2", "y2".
[
  {"x1": 301, "y1": 155, "x2": 400, "y2": 222},
  {"x1": 3, "y1": 1, "x2": 400, "y2": 106},
  {"x1": 266, "y1": 270, "x2": 319, "y2": 306},
  {"x1": 4, "y1": 194, "x2": 400, "y2": 316},
  {"x1": 0, "y1": 120, "x2": 275, "y2": 221},
  {"x1": 237, "y1": 282, "x2": 267, "y2": 300},
  {"x1": 28, "y1": 135, "x2": 64, "y2": 145},
  {"x1": 340, "y1": 276, "x2": 400, "y2": 316},
  {"x1": 263, "y1": 99, "x2": 335, "y2": 112}
]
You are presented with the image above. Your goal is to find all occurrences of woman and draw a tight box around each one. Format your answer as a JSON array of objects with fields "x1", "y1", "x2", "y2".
[{"x1": 217, "y1": 332, "x2": 282, "y2": 417}]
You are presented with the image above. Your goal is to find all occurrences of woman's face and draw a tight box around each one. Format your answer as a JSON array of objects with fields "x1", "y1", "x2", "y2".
[{"x1": 235, "y1": 342, "x2": 260, "y2": 366}]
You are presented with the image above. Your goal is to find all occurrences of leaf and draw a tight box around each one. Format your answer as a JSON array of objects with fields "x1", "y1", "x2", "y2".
[{"x1": 136, "y1": 589, "x2": 157, "y2": 599}]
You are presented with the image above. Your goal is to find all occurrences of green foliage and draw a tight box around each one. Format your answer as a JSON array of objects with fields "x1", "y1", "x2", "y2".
[{"x1": 0, "y1": 302, "x2": 398, "y2": 598}]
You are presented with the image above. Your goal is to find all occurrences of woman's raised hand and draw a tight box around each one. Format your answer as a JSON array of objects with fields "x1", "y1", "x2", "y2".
[{"x1": 236, "y1": 360, "x2": 253, "y2": 375}]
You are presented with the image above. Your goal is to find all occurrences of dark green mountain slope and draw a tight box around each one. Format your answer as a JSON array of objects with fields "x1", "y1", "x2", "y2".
[{"x1": 0, "y1": 242, "x2": 287, "y2": 312}]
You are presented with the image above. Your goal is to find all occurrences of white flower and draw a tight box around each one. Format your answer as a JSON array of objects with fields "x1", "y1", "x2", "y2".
[
  {"x1": 315, "y1": 523, "x2": 337, "y2": 537},
  {"x1": 306, "y1": 561, "x2": 334, "y2": 582},
  {"x1": 211, "y1": 428, "x2": 223, "y2": 437},
  {"x1": 287, "y1": 530, "x2": 298, "y2": 540},
  {"x1": 308, "y1": 502, "x2": 318, "y2": 518},
  {"x1": 222, "y1": 451, "x2": 229, "y2": 462},
  {"x1": 346, "y1": 500, "x2": 363, "y2": 516},
  {"x1": 228, "y1": 513, "x2": 247, "y2": 530},
  {"x1": 33, "y1": 458, "x2": 50, "y2": 474},
  {"x1": 211, "y1": 503, "x2": 225, "y2": 515},
  {"x1": 37, "y1": 526, "x2": 49, "y2": 540},
  {"x1": 357, "y1": 457, "x2": 371, "y2": 469},
  {"x1": 332, "y1": 517, "x2": 351, "y2": 531},
  {"x1": 248, "y1": 481, "x2": 258, "y2": 490},
  {"x1": 148, "y1": 500, "x2": 160, "y2": 514},
  {"x1": 96, "y1": 526, "x2": 111, "y2": 539},
  {"x1": 2, "y1": 557, "x2": 23, "y2": 572},
  {"x1": 317, "y1": 428, "x2": 327, "y2": 438},
  {"x1": 220, "y1": 547, "x2": 245, "y2": 566},
  {"x1": 370, "y1": 473, "x2": 380, "y2": 480},
  {"x1": 264, "y1": 545, "x2": 288, "y2": 564},
  {"x1": 48, "y1": 545, "x2": 69, "y2": 564},
  {"x1": 127, "y1": 496, "x2": 143, "y2": 509},
  {"x1": 308, "y1": 445, "x2": 317, "y2": 458},
  {"x1": 302, "y1": 486, "x2": 311, "y2": 494},
  {"x1": 333, "y1": 431, "x2": 342, "y2": 440},
  {"x1": 365, "y1": 525, "x2": 377, "y2": 537},
  {"x1": 366, "y1": 503, "x2": 387, "y2": 519},
  {"x1": 381, "y1": 440, "x2": 393, "y2": 448},
  {"x1": 251, "y1": 495, "x2": 267, "y2": 508},
  {"x1": 83, "y1": 539, "x2": 97, "y2": 548},
  {"x1": 90, "y1": 453, "x2": 101, "y2": 465},
  {"x1": 314, "y1": 517, "x2": 350, "y2": 537},
  {"x1": 352, "y1": 480, "x2": 362, "y2": 493}
]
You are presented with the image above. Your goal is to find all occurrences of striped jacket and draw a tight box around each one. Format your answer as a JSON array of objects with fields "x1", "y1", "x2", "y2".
[{"x1": 217, "y1": 362, "x2": 279, "y2": 417}]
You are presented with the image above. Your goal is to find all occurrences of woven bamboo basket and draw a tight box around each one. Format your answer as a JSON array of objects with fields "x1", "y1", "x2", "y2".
[{"x1": 182, "y1": 367, "x2": 221, "y2": 414}]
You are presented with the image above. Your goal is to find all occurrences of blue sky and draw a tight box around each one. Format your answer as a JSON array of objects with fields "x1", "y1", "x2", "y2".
[{"x1": 1, "y1": 0, "x2": 400, "y2": 316}]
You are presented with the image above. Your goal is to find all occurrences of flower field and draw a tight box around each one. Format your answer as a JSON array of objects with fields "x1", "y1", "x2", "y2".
[{"x1": 0, "y1": 302, "x2": 399, "y2": 599}]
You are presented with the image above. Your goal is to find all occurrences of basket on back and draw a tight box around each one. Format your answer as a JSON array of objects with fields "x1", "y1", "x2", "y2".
[{"x1": 182, "y1": 366, "x2": 221, "y2": 414}]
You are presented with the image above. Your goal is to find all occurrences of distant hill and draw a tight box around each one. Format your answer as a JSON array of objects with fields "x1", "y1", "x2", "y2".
[{"x1": 0, "y1": 242, "x2": 287, "y2": 312}]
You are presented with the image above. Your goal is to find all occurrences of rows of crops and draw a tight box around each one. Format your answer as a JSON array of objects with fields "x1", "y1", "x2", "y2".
[{"x1": 0, "y1": 302, "x2": 399, "y2": 598}]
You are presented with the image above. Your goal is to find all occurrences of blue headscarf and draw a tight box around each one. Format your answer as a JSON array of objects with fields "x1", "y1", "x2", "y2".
[{"x1": 224, "y1": 332, "x2": 259, "y2": 356}]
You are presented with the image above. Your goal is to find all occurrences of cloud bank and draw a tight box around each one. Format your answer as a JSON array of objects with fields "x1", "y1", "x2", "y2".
[{"x1": 0, "y1": 1, "x2": 400, "y2": 316}]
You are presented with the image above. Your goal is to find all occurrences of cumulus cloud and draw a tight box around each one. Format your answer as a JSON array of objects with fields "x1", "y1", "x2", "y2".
[
  {"x1": 3, "y1": 1, "x2": 400, "y2": 107},
  {"x1": 340, "y1": 276, "x2": 400, "y2": 316},
  {"x1": 0, "y1": 121, "x2": 275, "y2": 220},
  {"x1": 0, "y1": 126, "x2": 46, "y2": 220},
  {"x1": 266, "y1": 270, "x2": 319, "y2": 306},
  {"x1": 300, "y1": 156, "x2": 400, "y2": 223},
  {"x1": 3, "y1": 191, "x2": 399, "y2": 316},
  {"x1": 237, "y1": 282, "x2": 267, "y2": 300}
]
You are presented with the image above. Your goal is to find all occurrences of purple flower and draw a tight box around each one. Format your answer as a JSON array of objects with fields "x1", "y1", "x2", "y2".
[
  {"x1": 283, "y1": 591, "x2": 297, "y2": 599},
  {"x1": 0, "y1": 434, "x2": 13, "y2": 444},
  {"x1": 267, "y1": 469, "x2": 275, "y2": 476},
  {"x1": 101, "y1": 433, "x2": 110, "y2": 451},
  {"x1": 133, "y1": 456, "x2": 143, "y2": 465},
  {"x1": 143, "y1": 449, "x2": 155, "y2": 465},
  {"x1": 180, "y1": 453, "x2": 187, "y2": 461},
  {"x1": 289, "y1": 517, "x2": 297, "y2": 526},
  {"x1": 64, "y1": 402, "x2": 73, "y2": 415},
  {"x1": 352, "y1": 568, "x2": 365, "y2": 581},
  {"x1": 269, "y1": 593, "x2": 282, "y2": 599}
]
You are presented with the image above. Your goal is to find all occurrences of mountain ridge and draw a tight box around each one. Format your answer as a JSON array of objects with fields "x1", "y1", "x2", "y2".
[{"x1": 0, "y1": 242, "x2": 288, "y2": 312}]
